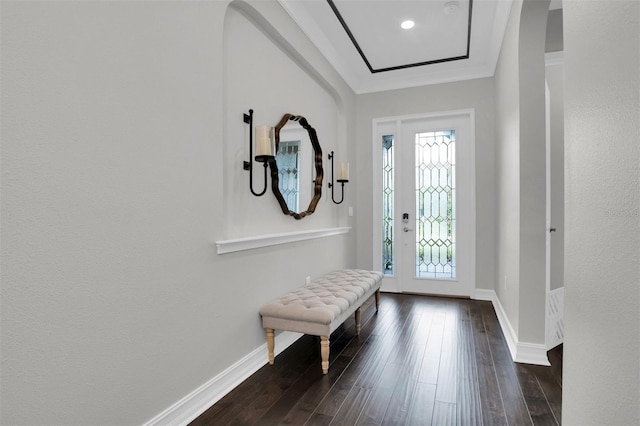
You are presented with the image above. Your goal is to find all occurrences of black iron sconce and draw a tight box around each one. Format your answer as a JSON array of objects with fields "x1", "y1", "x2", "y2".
[
  {"x1": 243, "y1": 109, "x2": 274, "y2": 197},
  {"x1": 328, "y1": 150, "x2": 349, "y2": 204}
]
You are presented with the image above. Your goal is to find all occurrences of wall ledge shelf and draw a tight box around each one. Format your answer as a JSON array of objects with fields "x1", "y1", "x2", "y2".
[{"x1": 216, "y1": 227, "x2": 351, "y2": 254}]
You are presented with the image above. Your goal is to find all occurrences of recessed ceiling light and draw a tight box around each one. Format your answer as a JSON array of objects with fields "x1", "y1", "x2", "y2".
[{"x1": 401, "y1": 20, "x2": 415, "y2": 30}]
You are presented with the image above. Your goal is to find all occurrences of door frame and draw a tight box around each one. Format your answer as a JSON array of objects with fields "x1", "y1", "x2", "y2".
[{"x1": 372, "y1": 109, "x2": 476, "y2": 297}]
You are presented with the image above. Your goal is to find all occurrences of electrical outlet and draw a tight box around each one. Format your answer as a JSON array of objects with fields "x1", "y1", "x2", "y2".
[
  {"x1": 504, "y1": 275, "x2": 507, "y2": 291},
  {"x1": 305, "y1": 276, "x2": 311, "y2": 285}
]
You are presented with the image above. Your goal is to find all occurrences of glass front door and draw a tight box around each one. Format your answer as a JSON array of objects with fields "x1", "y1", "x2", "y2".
[{"x1": 374, "y1": 112, "x2": 475, "y2": 296}]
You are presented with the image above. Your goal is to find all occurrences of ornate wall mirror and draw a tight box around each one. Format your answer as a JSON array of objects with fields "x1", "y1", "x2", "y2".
[{"x1": 270, "y1": 114, "x2": 323, "y2": 220}]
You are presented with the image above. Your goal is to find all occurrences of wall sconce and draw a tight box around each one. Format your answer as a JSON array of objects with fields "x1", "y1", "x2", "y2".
[
  {"x1": 243, "y1": 109, "x2": 275, "y2": 197},
  {"x1": 328, "y1": 151, "x2": 349, "y2": 204}
]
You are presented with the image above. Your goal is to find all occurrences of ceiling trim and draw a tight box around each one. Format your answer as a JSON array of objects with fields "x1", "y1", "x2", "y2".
[{"x1": 326, "y1": 0, "x2": 474, "y2": 74}]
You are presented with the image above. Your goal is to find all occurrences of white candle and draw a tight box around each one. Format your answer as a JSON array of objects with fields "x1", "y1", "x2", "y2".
[
  {"x1": 255, "y1": 125, "x2": 273, "y2": 156},
  {"x1": 338, "y1": 161, "x2": 349, "y2": 181}
]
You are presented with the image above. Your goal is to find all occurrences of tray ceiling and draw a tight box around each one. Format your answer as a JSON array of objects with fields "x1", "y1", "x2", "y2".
[{"x1": 279, "y1": 0, "x2": 514, "y2": 94}]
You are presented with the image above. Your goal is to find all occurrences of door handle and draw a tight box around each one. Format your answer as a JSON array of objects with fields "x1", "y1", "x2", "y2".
[{"x1": 403, "y1": 226, "x2": 413, "y2": 232}]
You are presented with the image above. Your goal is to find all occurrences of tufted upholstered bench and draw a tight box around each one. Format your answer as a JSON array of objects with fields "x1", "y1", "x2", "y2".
[{"x1": 259, "y1": 269, "x2": 383, "y2": 374}]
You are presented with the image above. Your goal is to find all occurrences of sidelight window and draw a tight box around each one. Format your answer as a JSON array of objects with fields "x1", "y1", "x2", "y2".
[{"x1": 382, "y1": 134, "x2": 395, "y2": 275}]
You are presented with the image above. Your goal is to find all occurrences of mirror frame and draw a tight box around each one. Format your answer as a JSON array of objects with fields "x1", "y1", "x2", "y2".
[{"x1": 270, "y1": 113, "x2": 323, "y2": 220}]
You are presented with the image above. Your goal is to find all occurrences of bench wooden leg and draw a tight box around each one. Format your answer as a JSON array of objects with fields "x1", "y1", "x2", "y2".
[
  {"x1": 320, "y1": 336, "x2": 329, "y2": 374},
  {"x1": 375, "y1": 289, "x2": 380, "y2": 312},
  {"x1": 355, "y1": 307, "x2": 361, "y2": 336},
  {"x1": 266, "y1": 328, "x2": 275, "y2": 365}
]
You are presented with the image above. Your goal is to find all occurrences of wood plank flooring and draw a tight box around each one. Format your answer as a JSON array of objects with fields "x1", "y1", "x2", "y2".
[{"x1": 191, "y1": 293, "x2": 562, "y2": 426}]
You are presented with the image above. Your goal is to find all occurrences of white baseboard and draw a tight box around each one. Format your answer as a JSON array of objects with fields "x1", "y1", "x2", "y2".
[
  {"x1": 143, "y1": 331, "x2": 303, "y2": 426},
  {"x1": 515, "y1": 342, "x2": 551, "y2": 366},
  {"x1": 473, "y1": 289, "x2": 550, "y2": 366},
  {"x1": 473, "y1": 289, "x2": 495, "y2": 302}
]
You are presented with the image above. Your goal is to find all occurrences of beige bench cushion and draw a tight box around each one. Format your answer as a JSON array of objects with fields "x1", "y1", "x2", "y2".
[{"x1": 259, "y1": 269, "x2": 383, "y2": 336}]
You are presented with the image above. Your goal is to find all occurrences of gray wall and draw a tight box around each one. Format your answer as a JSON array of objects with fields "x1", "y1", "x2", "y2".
[
  {"x1": 563, "y1": 1, "x2": 640, "y2": 424},
  {"x1": 494, "y1": 0, "x2": 523, "y2": 334},
  {"x1": 545, "y1": 9, "x2": 564, "y2": 53},
  {"x1": 0, "y1": 1, "x2": 356, "y2": 424},
  {"x1": 494, "y1": 0, "x2": 549, "y2": 345},
  {"x1": 354, "y1": 78, "x2": 496, "y2": 291},
  {"x1": 516, "y1": 0, "x2": 549, "y2": 345},
  {"x1": 546, "y1": 62, "x2": 564, "y2": 292}
]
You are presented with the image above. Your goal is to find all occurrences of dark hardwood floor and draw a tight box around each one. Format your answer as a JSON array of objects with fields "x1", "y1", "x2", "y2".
[{"x1": 191, "y1": 293, "x2": 562, "y2": 425}]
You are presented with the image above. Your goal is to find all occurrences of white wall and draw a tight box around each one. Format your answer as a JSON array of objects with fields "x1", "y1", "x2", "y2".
[
  {"x1": 0, "y1": 1, "x2": 356, "y2": 424},
  {"x1": 354, "y1": 78, "x2": 496, "y2": 291},
  {"x1": 563, "y1": 1, "x2": 640, "y2": 424}
]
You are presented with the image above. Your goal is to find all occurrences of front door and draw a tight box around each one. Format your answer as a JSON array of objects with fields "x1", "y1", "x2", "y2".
[{"x1": 373, "y1": 111, "x2": 475, "y2": 297}]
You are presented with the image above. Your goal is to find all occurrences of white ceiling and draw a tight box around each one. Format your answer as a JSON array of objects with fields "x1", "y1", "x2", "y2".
[{"x1": 279, "y1": 0, "x2": 514, "y2": 94}]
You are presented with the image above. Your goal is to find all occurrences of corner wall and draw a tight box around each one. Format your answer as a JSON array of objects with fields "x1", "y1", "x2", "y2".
[
  {"x1": 493, "y1": 0, "x2": 549, "y2": 360},
  {"x1": 494, "y1": 0, "x2": 523, "y2": 337}
]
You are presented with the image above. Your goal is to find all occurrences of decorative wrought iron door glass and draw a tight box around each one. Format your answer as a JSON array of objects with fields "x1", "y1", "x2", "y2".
[
  {"x1": 276, "y1": 140, "x2": 300, "y2": 212},
  {"x1": 415, "y1": 130, "x2": 456, "y2": 278},
  {"x1": 382, "y1": 135, "x2": 395, "y2": 275}
]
